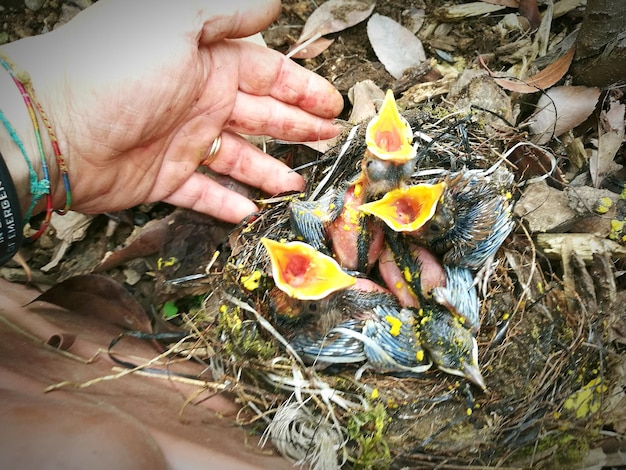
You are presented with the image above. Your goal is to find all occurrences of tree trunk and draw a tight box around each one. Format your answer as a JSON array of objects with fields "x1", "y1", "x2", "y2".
[{"x1": 571, "y1": 0, "x2": 626, "y2": 88}]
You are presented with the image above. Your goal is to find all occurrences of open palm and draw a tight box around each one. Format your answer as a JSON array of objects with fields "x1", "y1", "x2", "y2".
[{"x1": 8, "y1": 0, "x2": 343, "y2": 222}]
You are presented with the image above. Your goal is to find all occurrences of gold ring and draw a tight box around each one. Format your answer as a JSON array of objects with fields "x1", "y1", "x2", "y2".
[{"x1": 202, "y1": 133, "x2": 222, "y2": 166}]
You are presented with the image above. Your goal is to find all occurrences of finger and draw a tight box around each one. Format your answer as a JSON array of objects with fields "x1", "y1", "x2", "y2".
[
  {"x1": 227, "y1": 92, "x2": 343, "y2": 142},
  {"x1": 162, "y1": 172, "x2": 259, "y2": 223},
  {"x1": 195, "y1": 0, "x2": 281, "y2": 43},
  {"x1": 208, "y1": 41, "x2": 344, "y2": 119},
  {"x1": 239, "y1": 43, "x2": 344, "y2": 118},
  {"x1": 206, "y1": 132, "x2": 305, "y2": 195}
]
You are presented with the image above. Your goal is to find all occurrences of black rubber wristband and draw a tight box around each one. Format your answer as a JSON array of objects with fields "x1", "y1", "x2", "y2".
[{"x1": 0, "y1": 149, "x2": 23, "y2": 264}]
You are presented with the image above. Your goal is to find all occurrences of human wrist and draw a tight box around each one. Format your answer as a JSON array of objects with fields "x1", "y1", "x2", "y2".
[{"x1": 0, "y1": 39, "x2": 65, "y2": 220}]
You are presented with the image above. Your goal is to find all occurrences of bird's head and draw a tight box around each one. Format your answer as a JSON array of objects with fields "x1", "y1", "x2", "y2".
[
  {"x1": 261, "y1": 238, "x2": 355, "y2": 300},
  {"x1": 358, "y1": 182, "x2": 447, "y2": 233}
]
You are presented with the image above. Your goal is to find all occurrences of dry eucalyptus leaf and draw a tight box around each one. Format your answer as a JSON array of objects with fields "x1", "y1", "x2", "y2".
[
  {"x1": 480, "y1": 47, "x2": 574, "y2": 93},
  {"x1": 289, "y1": 0, "x2": 376, "y2": 58},
  {"x1": 288, "y1": 37, "x2": 335, "y2": 59},
  {"x1": 529, "y1": 85, "x2": 601, "y2": 145},
  {"x1": 367, "y1": 13, "x2": 426, "y2": 79},
  {"x1": 591, "y1": 98, "x2": 625, "y2": 187}
]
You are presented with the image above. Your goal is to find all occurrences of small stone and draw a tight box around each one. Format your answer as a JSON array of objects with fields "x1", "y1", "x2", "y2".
[
  {"x1": 513, "y1": 181, "x2": 578, "y2": 232},
  {"x1": 24, "y1": 0, "x2": 45, "y2": 11},
  {"x1": 53, "y1": 4, "x2": 80, "y2": 29}
]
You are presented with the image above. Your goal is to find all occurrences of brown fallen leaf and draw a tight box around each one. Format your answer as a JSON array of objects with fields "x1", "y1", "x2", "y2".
[
  {"x1": 33, "y1": 274, "x2": 153, "y2": 333},
  {"x1": 507, "y1": 138, "x2": 566, "y2": 188},
  {"x1": 518, "y1": 0, "x2": 541, "y2": 29},
  {"x1": 287, "y1": 36, "x2": 335, "y2": 60},
  {"x1": 479, "y1": 47, "x2": 575, "y2": 93},
  {"x1": 94, "y1": 212, "x2": 175, "y2": 273},
  {"x1": 528, "y1": 85, "x2": 601, "y2": 145},
  {"x1": 288, "y1": 0, "x2": 376, "y2": 59}
]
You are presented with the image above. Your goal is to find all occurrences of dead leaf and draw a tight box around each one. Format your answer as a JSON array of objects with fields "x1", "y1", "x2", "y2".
[
  {"x1": 94, "y1": 213, "x2": 175, "y2": 272},
  {"x1": 479, "y1": 47, "x2": 575, "y2": 93},
  {"x1": 347, "y1": 80, "x2": 385, "y2": 123},
  {"x1": 480, "y1": 0, "x2": 519, "y2": 7},
  {"x1": 367, "y1": 13, "x2": 426, "y2": 79},
  {"x1": 287, "y1": 36, "x2": 335, "y2": 59},
  {"x1": 507, "y1": 139, "x2": 566, "y2": 188},
  {"x1": 435, "y1": 2, "x2": 507, "y2": 20},
  {"x1": 40, "y1": 211, "x2": 95, "y2": 272},
  {"x1": 288, "y1": 0, "x2": 376, "y2": 58},
  {"x1": 590, "y1": 97, "x2": 625, "y2": 188},
  {"x1": 528, "y1": 85, "x2": 601, "y2": 144},
  {"x1": 518, "y1": 0, "x2": 541, "y2": 29},
  {"x1": 34, "y1": 274, "x2": 153, "y2": 333}
]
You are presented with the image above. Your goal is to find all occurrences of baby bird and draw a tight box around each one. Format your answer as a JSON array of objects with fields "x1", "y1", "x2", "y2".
[
  {"x1": 261, "y1": 237, "x2": 396, "y2": 366},
  {"x1": 377, "y1": 232, "x2": 486, "y2": 389},
  {"x1": 415, "y1": 169, "x2": 515, "y2": 270},
  {"x1": 290, "y1": 90, "x2": 418, "y2": 272},
  {"x1": 359, "y1": 168, "x2": 515, "y2": 271}
]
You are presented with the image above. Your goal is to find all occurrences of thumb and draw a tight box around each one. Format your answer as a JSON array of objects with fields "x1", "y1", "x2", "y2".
[{"x1": 195, "y1": 0, "x2": 281, "y2": 44}]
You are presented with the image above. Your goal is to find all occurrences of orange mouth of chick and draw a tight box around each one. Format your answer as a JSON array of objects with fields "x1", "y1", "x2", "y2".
[
  {"x1": 358, "y1": 182, "x2": 446, "y2": 232},
  {"x1": 365, "y1": 89, "x2": 416, "y2": 162},
  {"x1": 261, "y1": 238, "x2": 356, "y2": 300}
]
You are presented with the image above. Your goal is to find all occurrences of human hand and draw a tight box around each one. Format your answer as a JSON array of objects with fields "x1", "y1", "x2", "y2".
[{"x1": 0, "y1": 0, "x2": 343, "y2": 223}]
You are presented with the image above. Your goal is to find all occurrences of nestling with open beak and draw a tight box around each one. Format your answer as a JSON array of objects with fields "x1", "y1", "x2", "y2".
[
  {"x1": 290, "y1": 90, "x2": 418, "y2": 272},
  {"x1": 262, "y1": 237, "x2": 401, "y2": 366}
]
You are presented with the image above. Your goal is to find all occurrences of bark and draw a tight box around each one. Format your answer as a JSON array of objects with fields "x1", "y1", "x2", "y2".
[{"x1": 571, "y1": 0, "x2": 626, "y2": 87}]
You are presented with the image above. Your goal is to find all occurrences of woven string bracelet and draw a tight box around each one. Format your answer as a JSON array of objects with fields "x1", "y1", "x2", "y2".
[{"x1": 0, "y1": 49, "x2": 72, "y2": 241}]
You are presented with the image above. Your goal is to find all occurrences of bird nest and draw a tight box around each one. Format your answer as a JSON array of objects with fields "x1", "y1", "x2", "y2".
[{"x1": 174, "y1": 104, "x2": 623, "y2": 469}]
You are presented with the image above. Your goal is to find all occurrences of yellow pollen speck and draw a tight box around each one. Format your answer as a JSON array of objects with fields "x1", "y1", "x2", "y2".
[
  {"x1": 466, "y1": 408, "x2": 473, "y2": 416},
  {"x1": 219, "y1": 304, "x2": 228, "y2": 313},
  {"x1": 395, "y1": 281, "x2": 403, "y2": 290},
  {"x1": 416, "y1": 349, "x2": 424, "y2": 361},
  {"x1": 502, "y1": 312, "x2": 510, "y2": 321},
  {"x1": 595, "y1": 197, "x2": 612, "y2": 214},
  {"x1": 403, "y1": 267, "x2": 412, "y2": 282},
  {"x1": 241, "y1": 270, "x2": 262, "y2": 290},
  {"x1": 385, "y1": 315, "x2": 403, "y2": 336},
  {"x1": 157, "y1": 256, "x2": 178, "y2": 270},
  {"x1": 371, "y1": 388, "x2": 379, "y2": 399},
  {"x1": 354, "y1": 183, "x2": 362, "y2": 197}
]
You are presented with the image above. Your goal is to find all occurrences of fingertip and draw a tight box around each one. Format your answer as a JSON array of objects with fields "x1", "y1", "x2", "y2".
[{"x1": 198, "y1": 0, "x2": 281, "y2": 42}]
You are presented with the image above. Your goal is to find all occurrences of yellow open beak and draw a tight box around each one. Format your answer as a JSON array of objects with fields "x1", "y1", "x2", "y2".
[
  {"x1": 365, "y1": 89, "x2": 416, "y2": 163},
  {"x1": 261, "y1": 238, "x2": 356, "y2": 300},
  {"x1": 358, "y1": 182, "x2": 446, "y2": 232}
]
